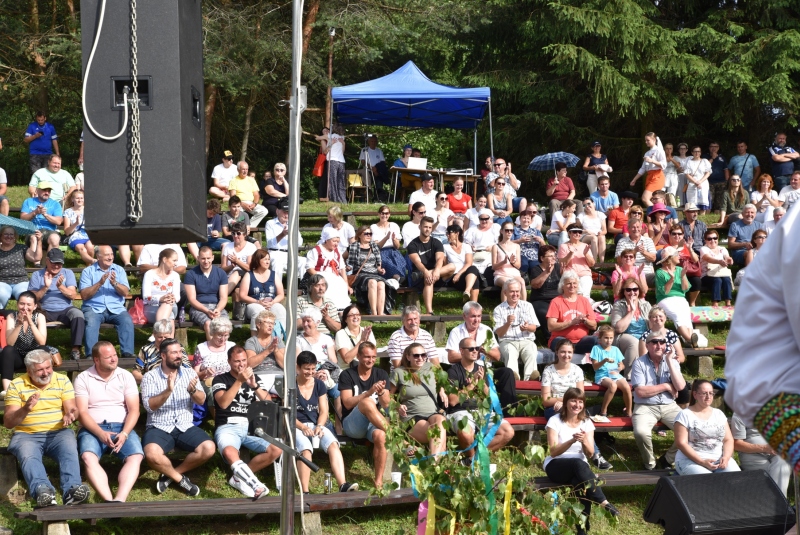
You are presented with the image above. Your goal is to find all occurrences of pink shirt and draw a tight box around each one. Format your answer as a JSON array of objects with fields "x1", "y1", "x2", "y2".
[{"x1": 74, "y1": 366, "x2": 139, "y2": 423}]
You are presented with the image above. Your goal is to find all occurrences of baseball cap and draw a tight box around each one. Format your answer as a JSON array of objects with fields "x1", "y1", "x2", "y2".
[
  {"x1": 37, "y1": 181, "x2": 54, "y2": 190},
  {"x1": 277, "y1": 199, "x2": 289, "y2": 211},
  {"x1": 47, "y1": 248, "x2": 65, "y2": 264},
  {"x1": 223, "y1": 150, "x2": 233, "y2": 159},
  {"x1": 403, "y1": 144, "x2": 413, "y2": 150},
  {"x1": 591, "y1": 141, "x2": 602, "y2": 147}
]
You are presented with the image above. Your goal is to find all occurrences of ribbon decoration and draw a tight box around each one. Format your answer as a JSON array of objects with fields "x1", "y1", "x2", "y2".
[
  {"x1": 423, "y1": 493, "x2": 457, "y2": 535},
  {"x1": 503, "y1": 467, "x2": 514, "y2": 535}
]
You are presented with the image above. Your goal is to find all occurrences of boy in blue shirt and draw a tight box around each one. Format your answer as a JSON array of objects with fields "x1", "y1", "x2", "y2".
[{"x1": 590, "y1": 325, "x2": 632, "y2": 418}]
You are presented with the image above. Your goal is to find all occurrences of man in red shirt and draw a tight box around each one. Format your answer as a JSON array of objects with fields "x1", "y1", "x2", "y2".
[
  {"x1": 607, "y1": 191, "x2": 637, "y2": 241},
  {"x1": 545, "y1": 163, "x2": 576, "y2": 218}
]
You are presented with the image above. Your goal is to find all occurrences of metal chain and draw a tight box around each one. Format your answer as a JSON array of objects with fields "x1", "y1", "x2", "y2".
[{"x1": 128, "y1": 0, "x2": 143, "y2": 222}]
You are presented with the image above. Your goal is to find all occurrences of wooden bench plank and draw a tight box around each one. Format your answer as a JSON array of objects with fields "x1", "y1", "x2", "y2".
[
  {"x1": 305, "y1": 488, "x2": 418, "y2": 512},
  {"x1": 506, "y1": 415, "x2": 667, "y2": 433},
  {"x1": 532, "y1": 469, "x2": 670, "y2": 490}
]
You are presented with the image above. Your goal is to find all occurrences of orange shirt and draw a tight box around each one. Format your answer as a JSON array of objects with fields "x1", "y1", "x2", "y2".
[{"x1": 607, "y1": 207, "x2": 629, "y2": 232}]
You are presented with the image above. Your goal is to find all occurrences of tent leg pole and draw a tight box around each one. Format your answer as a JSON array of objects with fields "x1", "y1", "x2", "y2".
[{"x1": 488, "y1": 97, "x2": 494, "y2": 162}]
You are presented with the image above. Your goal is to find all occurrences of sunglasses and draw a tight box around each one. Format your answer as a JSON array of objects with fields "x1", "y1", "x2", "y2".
[
  {"x1": 624, "y1": 287, "x2": 640, "y2": 293},
  {"x1": 730, "y1": 178, "x2": 741, "y2": 182},
  {"x1": 706, "y1": 236, "x2": 718, "y2": 241},
  {"x1": 232, "y1": 231, "x2": 245, "y2": 236},
  {"x1": 503, "y1": 229, "x2": 514, "y2": 232},
  {"x1": 410, "y1": 353, "x2": 427, "y2": 359},
  {"x1": 495, "y1": 182, "x2": 505, "y2": 187},
  {"x1": 463, "y1": 347, "x2": 480, "y2": 352},
  {"x1": 438, "y1": 197, "x2": 447, "y2": 201},
  {"x1": 754, "y1": 235, "x2": 766, "y2": 239},
  {"x1": 494, "y1": 163, "x2": 504, "y2": 167},
  {"x1": 479, "y1": 217, "x2": 490, "y2": 221},
  {"x1": 622, "y1": 254, "x2": 635, "y2": 258},
  {"x1": 362, "y1": 232, "x2": 372, "y2": 236},
  {"x1": 583, "y1": 203, "x2": 592, "y2": 207},
  {"x1": 692, "y1": 150, "x2": 701, "y2": 153},
  {"x1": 648, "y1": 339, "x2": 667, "y2": 345},
  {"x1": 670, "y1": 232, "x2": 683, "y2": 236},
  {"x1": 569, "y1": 229, "x2": 582, "y2": 234},
  {"x1": 417, "y1": 211, "x2": 427, "y2": 215},
  {"x1": 379, "y1": 211, "x2": 390, "y2": 215},
  {"x1": 631, "y1": 211, "x2": 643, "y2": 215}
]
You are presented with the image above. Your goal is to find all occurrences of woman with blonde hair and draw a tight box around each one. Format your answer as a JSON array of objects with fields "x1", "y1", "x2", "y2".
[
  {"x1": 320, "y1": 204, "x2": 355, "y2": 255},
  {"x1": 713, "y1": 175, "x2": 750, "y2": 227}
]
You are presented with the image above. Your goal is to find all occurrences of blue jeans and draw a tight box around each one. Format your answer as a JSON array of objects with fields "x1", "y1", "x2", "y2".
[
  {"x1": 198, "y1": 236, "x2": 230, "y2": 251},
  {"x1": 82, "y1": 307, "x2": 135, "y2": 355},
  {"x1": 702, "y1": 276, "x2": 732, "y2": 302},
  {"x1": 8, "y1": 428, "x2": 82, "y2": 499},
  {"x1": 774, "y1": 175, "x2": 791, "y2": 191},
  {"x1": 675, "y1": 455, "x2": 740, "y2": 475},
  {"x1": 0, "y1": 280, "x2": 29, "y2": 308}
]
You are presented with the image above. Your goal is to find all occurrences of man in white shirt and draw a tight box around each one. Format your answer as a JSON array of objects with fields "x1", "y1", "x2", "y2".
[
  {"x1": 28, "y1": 154, "x2": 76, "y2": 202},
  {"x1": 778, "y1": 170, "x2": 800, "y2": 212},
  {"x1": 764, "y1": 207, "x2": 785, "y2": 235},
  {"x1": 408, "y1": 173, "x2": 437, "y2": 215},
  {"x1": 359, "y1": 134, "x2": 389, "y2": 198},
  {"x1": 492, "y1": 280, "x2": 540, "y2": 381},
  {"x1": 209, "y1": 150, "x2": 238, "y2": 202},
  {"x1": 463, "y1": 214, "x2": 499, "y2": 274},
  {"x1": 264, "y1": 200, "x2": 304, "y2": 277}
]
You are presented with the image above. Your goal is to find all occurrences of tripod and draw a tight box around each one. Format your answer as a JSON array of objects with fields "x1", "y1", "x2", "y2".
[{"x1": 359, "y1": 134, "x2": 384, "y2": 202}]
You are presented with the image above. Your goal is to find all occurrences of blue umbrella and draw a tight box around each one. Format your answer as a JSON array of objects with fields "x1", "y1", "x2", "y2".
[
  {"x1": 0, "y1": 214, "x2": 37, "y2": 236},
  {"x1": 527, "y1": 151, "x2": 580, "y2": 171}
]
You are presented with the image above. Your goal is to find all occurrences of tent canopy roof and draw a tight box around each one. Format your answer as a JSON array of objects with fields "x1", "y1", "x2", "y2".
[{"x1": 331, "y1": 61, "x2": 490, "y2": 129}]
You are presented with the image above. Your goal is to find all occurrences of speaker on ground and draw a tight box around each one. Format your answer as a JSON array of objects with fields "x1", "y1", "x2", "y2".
[{"x1": 643, "y1": 470, "x2": 795, "y2": 535}]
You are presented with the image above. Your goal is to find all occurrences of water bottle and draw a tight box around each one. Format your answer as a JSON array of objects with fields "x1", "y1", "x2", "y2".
[{"x1": 274, "y1": 452, "x2": 283, "y2": 492}]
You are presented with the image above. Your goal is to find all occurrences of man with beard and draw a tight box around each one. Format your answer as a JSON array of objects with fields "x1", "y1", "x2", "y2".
[
  {"x1": 4, "y1": 349, "x2": 90, "y2": 507},
  {"x1": 74, "y1": 341, "x2": 143, "y2": 502},
  {"x1": 141, "y1": 339, "x2": 215, "y2": 496},
  {"x1": 212, "y1": 346, "x2": 282, "y2": 498}
]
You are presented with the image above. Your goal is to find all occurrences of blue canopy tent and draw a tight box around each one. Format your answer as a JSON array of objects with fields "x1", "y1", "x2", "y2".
[{"x1": 331, "y1": 61, "x2": 493, "y2": 172}]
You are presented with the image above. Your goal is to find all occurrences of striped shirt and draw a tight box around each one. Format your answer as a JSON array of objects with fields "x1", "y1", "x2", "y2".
[
  {"x1": 5, "y1": 373, "x2": 74, "y2": 434},
  {"x1": 387, "y1": 328, "x2": 437, "y2": 366},
  {"x1": 141, "y1": 365, "x2": 199, "y2": 433}
]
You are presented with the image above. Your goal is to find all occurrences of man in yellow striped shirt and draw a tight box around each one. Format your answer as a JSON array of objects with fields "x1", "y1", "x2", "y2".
[{"x1": 3, "y1": 350, "x2": 90, "y2": 507}]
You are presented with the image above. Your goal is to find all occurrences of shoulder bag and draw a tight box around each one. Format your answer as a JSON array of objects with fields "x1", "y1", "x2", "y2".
[{"x1": 347, "y1": 246, "x2": 372, "y2": 286}]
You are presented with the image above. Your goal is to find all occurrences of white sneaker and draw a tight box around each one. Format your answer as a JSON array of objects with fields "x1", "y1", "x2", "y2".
[
  {"x1": 228, "y1": 475, "x2": 255, "y2": 498},
  {"x1": 0, "y1": 390, "x2": 6, "y2": 400},
  {"x1": 386, "y1": 278, "x2": 400, "y2": 290}
]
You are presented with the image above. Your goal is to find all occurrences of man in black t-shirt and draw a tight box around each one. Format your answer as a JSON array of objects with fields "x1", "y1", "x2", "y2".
[
  {"x1": 212, "y1": 346, "x2": 282, "y2": 498},
  {"x1": 407, "y1": 217, "x2": 453, "y2": 315},
  {"x1": 446, "y1": 339, "x2": 515, "y2": 459},
  {"x1": 339, "y1": 342, "x2": 391, "y2": 487}
]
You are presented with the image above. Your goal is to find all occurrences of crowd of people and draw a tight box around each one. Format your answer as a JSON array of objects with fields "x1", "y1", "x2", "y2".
[{"x1": 1, "y1": 118, "x2": 797, "y2": 534}]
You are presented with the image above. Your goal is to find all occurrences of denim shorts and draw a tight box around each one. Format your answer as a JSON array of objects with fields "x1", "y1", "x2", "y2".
[
  {"x1": 77, "y1": 422, "x2": 144, "y2": 461},
  {"x1": 342, "y1": 403, "x2": 379, "y2": 442},
  {"x1": 295, "y1": 422, "x2": 339, "y2": 454},
  {"x1": 214, "y1": 420, "x2": 270, "y2": 454}
]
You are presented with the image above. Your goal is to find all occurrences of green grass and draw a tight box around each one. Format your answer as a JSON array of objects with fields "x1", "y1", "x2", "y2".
[{"x1": 0, "y1": 187, "x2": 750, "y2": 535}]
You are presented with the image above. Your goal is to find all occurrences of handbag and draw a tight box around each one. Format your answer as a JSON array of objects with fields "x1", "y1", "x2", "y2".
[
  {"x1": 129, "y1": 298, "x2": 147, "y2": 325},
  {"x1": 680, "y1": 255, "x2": 702, "y2": 278},
  {"x1": 312, "y1": 153, "x2": 326, "y2": 177},
  {"x1": 347, "y1": 247, "x2": 372, "y2": 286},
  {"x1": 419, "y1": 379, "x2": 446, "y2": 416}
]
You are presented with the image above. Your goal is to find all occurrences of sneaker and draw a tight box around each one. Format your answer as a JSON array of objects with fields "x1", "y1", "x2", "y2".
[
  {"x1": 35, "y1": 485, "x2": 57, "y2": 508},
  {"x1": 385, "y1": 278, "x2": 400, "y2": 290},
  {"x1": 528, "y1": 370, "x2": 541, "y2": 381},
  {"x1": 592, "y1": 453, "x2": 612, "y2": 470},
  {"x1": 155, "y1": 474, "x2": 172, "y2": 494},
  {"x1": 690, "y1": 332, "x2": 699, "y2": 348},
  {"x1": 71, "y1": 349, "x2": 82, "y2": 361},
  {"x1": 253, "y1": 483, "x2": 269, "y2": 500},
  {"x1": 177, "y1": 475, "x2": 200, "y2": 497},
  {"x1": 339, "y1": 482, "x2": 359, "y2": 492},
  {"x1": 63, "y1": 484, "x2": 91, "y2": 506},
  {"x1": 228, "y1": 475, "x2": 255, "y2": 498},
  {"x1": 657, "y1": 454, "x2": 672, "y2": 470},
  {"x1": 178, "y1": 307, "x2": 186, "y2": 324}
]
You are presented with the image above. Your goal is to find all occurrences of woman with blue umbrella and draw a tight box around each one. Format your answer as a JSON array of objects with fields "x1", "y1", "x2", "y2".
[{"x1": 529, "y1": 152, "x2": 581, "y2": 221}]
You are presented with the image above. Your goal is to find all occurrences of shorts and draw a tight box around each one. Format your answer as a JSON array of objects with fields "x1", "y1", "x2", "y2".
[
  {"x1": 410, "y1": 414, "x2": 437, "y2": 424},
  {"x1": 143, "y1": 425, "x2": 213, "y2": 453},
  {"x1": 446, "y1": 410, "x2": 501, "y2": 433},
  {"x1": 214, "y1": 420, "x2": 271, "y2": 454},
  {"x1": 342, "y1": 403, "x2": 380, "y2": 442},
  {"x1": 644, "y1": 169, "x2": 665, "y2": 192},
  {"x1": 409, "y1": 271, "x2": 448, "y2": 290},
  {"x1": 295, "y1": 422, "x2": 339, "y2": 454},
  {"x1": 77, "y1": 422, "x2": 143, "y2": 461},
  {"x1": 41, "y1": 229, "x2": 61, "y2": 245},
  {"x1": 69, "y1": 238, "x2": 90, "y2": 249},
  {"x1": 189, "y1": 302, "x2": 229, "y2": 326}
]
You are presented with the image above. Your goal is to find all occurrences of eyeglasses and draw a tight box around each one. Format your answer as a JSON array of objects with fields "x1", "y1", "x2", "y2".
[
  {"x1": 648, "y1": 339, "x2": 667, "y2": 345},
  {"x1": 631, "y1": 211, "x2": 643, "y2": 215},
  {"x1": 232, "y1": 231, "x2": 245, "y2": 236},
  {"x1": 446, "y1": 230, "x2": 458, "y2": 234},
  {"x1": 692, "y1": 150, "x2": 701, "y2": 153},
  {"x1": 754, "y1": 235, "x2": 766, "y2": 239},
  {"x1": 495, "y1": 182, "x2": 505, "y2": 187},
  {"x1": 411, "y1": 353, "x2": 427, "y2": 359},
  {"x1": 583, "y1": 203, "x2": 592, "y2": 207},
  {"x1": 463, "y1": 347, "x2": 480, "y2": 352},
  {"x1": 622, "y1": 254, "x2": 635, "y2": 259},
  {"x1": 347, "y1": 313, "x2": 361, "y2": 319},
  {"x1": 379, "y1": 211, "x2": 390, "y2": 216},
  {"x1": 528, "y1": 211, "x2": 538, "y2": 214},
  {"x1": 698, "y1": 392, "x2": 715, "y2": 397},
  {"x1": 706, "y1": 236, "x2": 718, "y2": 241},
  {"x1": 624, "y1": 287, "x2": 639, "y2": 293}
]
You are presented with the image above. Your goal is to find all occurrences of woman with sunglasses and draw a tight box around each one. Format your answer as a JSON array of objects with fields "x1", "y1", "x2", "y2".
[
  {"x1": 713, "y1": 174, "x2": 750, "y2": 228},
  {"x1": 443, "y1": 224, "x2": 482, "y2": 302},
  {"x1": 239, "y1": 249, "x2": 286, "y2": 336},
  {"x1": 334, "y1": 304, "x2": 376, "y2": 369},
  {"x1": 402, "y1": 202, "x2": 426, "y2": 248},
  {"x1": 750, "y1": 174, "x2": 780, "y2": 224},
  {"x1": 674, "y1": 380, "x2": 740, "y2": 475},
  {"x1": 647, "y1": 203, "x2": 672, "y2": 249},
  {"x1": 622, "y1": 205, "x2": 647, "y2": 238},
  {"x1": 546, "y1": 199, "x2": 577, "y2": 246},
  {"x1": 389, "y1": 343, "x2": 448, "y2": 458},
  {"x1": 700, "y1": 229, "x2": 733, "y2": 307},
  {"x1": 513, "y1": 210, "x2": 546, "y2": 279},
  {"x1": 577, "y1": 198, "x2": 607, "y2": 261},
  {"x1": 488, "y1": 178, "x2": 514, "y2": 225},
  {"x1": 465, "y1": 195, "x2": 490, "y2": 230},
  {"x1": 655, "y1": 246, "x2": 698, "y2": 347},
  {"x1": 557, "y1": 223, "x2": 595, "y2": 299},
  {"x1": 685, "y1": 146, "x2": 712, "y2": 213},
  {"x1": 344, "y1": 226, "x2": 387, "y2": 316},
  {"x1": 221, "y1": 221, "x2": 257, "y2": 317},
  {"x1": 263, "y1": 162, "x2": 289, "y2": 218},
  {"x1": 609, "y1": 277, "x2": 651, "y2": 379},
  {"x1": 666, "y1": 224, "x2": 701, "y2": 306},
  {"x1": 492, "y1": 221, "x2": 526, "y2": 301},
  {"x1": 734, "y1": 229, "x2": 767, "y2": 288},
  {"x1": 432, "y1": 193, "x2": 455, "y2": 243},
  {"x1": 371, "y1": 205, "x2": 405, "y2": 284},
  {"x1": 446, "y1": 177, "x2": 472, "y2": 228},
  {"x1": 611, "y1": 248, "x2": 648, "y2": 298}
]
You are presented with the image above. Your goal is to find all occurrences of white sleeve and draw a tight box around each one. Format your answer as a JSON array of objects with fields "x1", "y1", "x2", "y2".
[
  {"x1": 725, "y1": 205, "x2": 800, "y2": 427},
  {"x1": 305, "y1": 248, "x2": 318, "y2": 269},
  {"x1": 170, "y1": 271, "x2": 181, "y2": 300}
]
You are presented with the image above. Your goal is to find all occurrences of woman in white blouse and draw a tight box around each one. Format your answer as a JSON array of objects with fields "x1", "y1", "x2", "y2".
[
  {"x1": 684, "y1": 146, "x2": 712, "y2": 213},
  {"x1": 142, "y1": 248, "x2": 181, "y2": 324},
  {"x1": 370, "y1": 205, "x2": 405, "y2": 284},
  {"x1": 431, "y1": 193, "x2": 455, "y2": 243},
  {"x1": 443, "y1": 224, "x2": 482, "y2": 301}
]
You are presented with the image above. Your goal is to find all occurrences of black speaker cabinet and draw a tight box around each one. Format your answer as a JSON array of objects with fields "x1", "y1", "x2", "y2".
[
  {"x1": 81, "y1": 0, "x2": 206, "y2": 245},
  {"x1": 644, "y1": 471, "x2": 794, "y2": 535}
]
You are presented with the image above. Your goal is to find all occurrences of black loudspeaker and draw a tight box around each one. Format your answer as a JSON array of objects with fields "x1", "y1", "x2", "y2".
[
  {"x1": 81, "y1": 0, "x2": 206, "y2": 244},
  {"x1": 247, "y1": 400, "x2": 284, "y2": 440},
  {"x1": 644, "y1": 471, "x2": 795, "y2": 535}
]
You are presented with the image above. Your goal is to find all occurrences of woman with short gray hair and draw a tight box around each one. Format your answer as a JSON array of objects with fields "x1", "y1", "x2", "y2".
[
  {"x1": 546, "y1": 270, "x2": 598, "y2": 354},
  {"x1": 194, "y1": 316, "x2": 235, "y2": 405}
]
